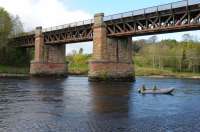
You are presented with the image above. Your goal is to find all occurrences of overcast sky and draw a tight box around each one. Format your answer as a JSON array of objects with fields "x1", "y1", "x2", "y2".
[{"x1": 0, "y1": 0, "x2": 199, "y2": 54}]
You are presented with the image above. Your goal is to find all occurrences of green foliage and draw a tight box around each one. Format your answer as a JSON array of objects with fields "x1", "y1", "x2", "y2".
[
  {"x1": 0, "y1": 7, "x2": 31, "y2": 67},
  {"x1": 72, "y1": 54, "x2": 89, "y2": 64},
  {"x1": 0, "y1": 7, "x2": 12, "y2": 48},
  {"x1": 0, "y1": 64, "x2": 29, "y2": 74},
  {"x1": 135, "y1": 66, "x2": 173, "y2": 76},
  {"x1": 66, "y1": 53, "x2": 91, "y2": 74},
  {"x1": 133, "y1": 36, "x2": 200, "y2": 73}
]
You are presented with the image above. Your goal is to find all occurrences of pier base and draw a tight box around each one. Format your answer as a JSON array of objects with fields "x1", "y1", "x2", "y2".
[
  {"x1": 30, "y1": 62, "x2": 67, "y2": 77},
  {"x1": 89, "y1": 61, "x2": 134, "y2": 81}
]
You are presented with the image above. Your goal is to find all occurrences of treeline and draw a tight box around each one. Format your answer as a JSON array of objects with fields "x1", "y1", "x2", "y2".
[
  {"x1": 66, "y1": 35, "x2": 200, "y2": 75},
  {"x1": 133, "y1": 35, "x2": 200, "y2": 73},
  {"x1": 0, "y1": 7, "x2": 31, "y2": 66}
]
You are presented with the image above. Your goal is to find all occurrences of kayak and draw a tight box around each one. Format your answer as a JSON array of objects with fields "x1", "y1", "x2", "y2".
[{"x1": 138, "y1": 88, "x2": 174, "y2": 94}]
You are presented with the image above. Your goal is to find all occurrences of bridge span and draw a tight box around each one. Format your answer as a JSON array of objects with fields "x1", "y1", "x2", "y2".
[{"x1": 13, "y1": 0, "x2": 200, "y2": 81}]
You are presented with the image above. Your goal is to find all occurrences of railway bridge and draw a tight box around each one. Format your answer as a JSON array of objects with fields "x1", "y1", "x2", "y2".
[{"x1": 13, "y1": 0, "x2": 200, "y2": 81}]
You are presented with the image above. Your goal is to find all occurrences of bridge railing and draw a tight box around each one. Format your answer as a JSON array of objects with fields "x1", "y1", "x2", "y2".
[
  {"x1": 42, "y1": 19, "x2": 94, "y2": 33},
  {"x1": 103, "y1": 0, "x2": 200, "y2": 21},
  {"x1": 13, "y1": 19, "x2": 94, "y2": 37}
]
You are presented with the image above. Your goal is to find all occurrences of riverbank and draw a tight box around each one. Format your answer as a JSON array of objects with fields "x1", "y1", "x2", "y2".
[
  {"x1": 68, "y1": 65, "x2": 200, "y2": 79},
  {"x1": 0, "y1": 65, "x2": 29, "y2": 74},
  {"x1": 135, "y1": 66, "x2": 200, "y2": 79},
  {"x1": 0, "y1": 65, "x2": 29, "y2": 78},
  {"x1": 0, "y1": 73, "x2": 29, "y2": 78},
  {"x1": 1, "y1": 64, "x2": 200, "y2": 79}
]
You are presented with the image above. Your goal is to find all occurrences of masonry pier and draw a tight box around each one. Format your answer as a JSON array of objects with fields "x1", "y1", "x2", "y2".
[
  {"x1": 30, "y1": 27, "x2": 67, "y2": 76},
  {"x1": 89, "y1": 13, "x2": 135, "y2": 81}
]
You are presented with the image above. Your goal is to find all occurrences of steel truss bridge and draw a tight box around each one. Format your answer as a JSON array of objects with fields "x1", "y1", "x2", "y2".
[{"x1": 13, "y1": 0, "x2": 200, "y2": 47}]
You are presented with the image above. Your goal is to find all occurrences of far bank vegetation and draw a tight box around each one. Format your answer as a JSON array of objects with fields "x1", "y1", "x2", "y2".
[{"x1": 66, "y1": 35, "x2": 200, "y2": 77}]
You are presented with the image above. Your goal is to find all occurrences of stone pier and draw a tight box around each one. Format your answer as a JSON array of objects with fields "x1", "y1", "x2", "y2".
[
  {"x1": 30, "y1": 27, "x2": 67, "y2": 76},
  {"x1": 89, "y1": 13, "x2": 135, "y2": 81}
]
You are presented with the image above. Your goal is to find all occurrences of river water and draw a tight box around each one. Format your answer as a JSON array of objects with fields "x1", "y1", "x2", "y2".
[{"x1": 0, "y1": 76, "x2": 200, "y2": 132}]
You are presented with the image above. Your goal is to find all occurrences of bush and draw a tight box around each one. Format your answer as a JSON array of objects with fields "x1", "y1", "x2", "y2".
[{"x1": 66, "y1": 54, "x2": 91, "y2": 74}]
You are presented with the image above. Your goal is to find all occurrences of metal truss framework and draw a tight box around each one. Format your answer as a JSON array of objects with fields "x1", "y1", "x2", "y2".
[
  {"x1": 13, "y1": 0, "x2": 200, "y2": 47},
  {"x1": 106, "y1": 2, "x2": 200, "y2": 37},
  {"x1": 14, "y1": 24, "x2": 93, "y2": 47}
]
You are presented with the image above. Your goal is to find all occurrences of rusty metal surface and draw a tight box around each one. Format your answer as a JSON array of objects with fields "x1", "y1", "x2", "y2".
[
  {"x1": 44, "y1": 24, "x2": 93, "y2": 45},
  {"x1": 106, "y1": 1, "x2": 200, "y2": 37},
  {"x1": 13, "y1": 0, "x2": 200, "y2": 47}
]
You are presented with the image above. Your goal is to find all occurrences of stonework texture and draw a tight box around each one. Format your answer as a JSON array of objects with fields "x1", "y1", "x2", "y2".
[
  {"x1": 89, "y1": 61, "x2": 134, "y2": 81},
  {"x1": 44, "y1": 45, "x2": 66, "y2": 63},
  {"x1": 89, "y1": 13, "x2": 135, "y2": 81},
  {"x1": 30, "y1": 27, "x2": 67, "y2": 76},
  {"x1": 92, "y1": 16, "x2": 107, "y2": 60},
  {"x1": 34, "y1": 28, "x2": 44, "y2": 62},
  {"x1": 30, "y1": 62, "x2": 67, "y2": 76}
]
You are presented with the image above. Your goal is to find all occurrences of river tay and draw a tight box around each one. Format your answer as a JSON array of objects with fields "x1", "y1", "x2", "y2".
[{"x1": 0, "y1": 76, "x2": 200, "y2": 132}]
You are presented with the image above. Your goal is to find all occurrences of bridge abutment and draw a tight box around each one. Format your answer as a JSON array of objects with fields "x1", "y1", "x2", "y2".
[
  {"x1": 89, "y1": 13, "x2": 135, "y2": 81},
  {"x1": 30, "y1": 27, "x2": 67, "y2": 76}
]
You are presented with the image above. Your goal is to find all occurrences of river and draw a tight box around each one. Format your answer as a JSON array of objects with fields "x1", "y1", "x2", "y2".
[{"x1": 0, "y1": 76, "x2": 200, "y2": 132}]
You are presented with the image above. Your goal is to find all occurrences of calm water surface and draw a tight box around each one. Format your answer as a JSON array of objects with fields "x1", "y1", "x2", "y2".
[{"x1": 0, "y1": 76, "x2": 200, "y2": 132}]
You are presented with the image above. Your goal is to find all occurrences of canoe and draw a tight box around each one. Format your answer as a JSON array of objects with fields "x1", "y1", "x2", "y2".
[{"x1": 138, "y1": 88, "x2": 174, "y2": 94}]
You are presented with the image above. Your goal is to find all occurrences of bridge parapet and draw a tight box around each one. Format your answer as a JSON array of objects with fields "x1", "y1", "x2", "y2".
[
  {"x1": 42, "y1": 19, "x2": 94, "y2": 33},
  {"x1": 104, "y1": 0, "x2": 196, "y2": 21}
]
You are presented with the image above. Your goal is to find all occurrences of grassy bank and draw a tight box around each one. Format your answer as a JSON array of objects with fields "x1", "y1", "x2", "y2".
[
  {"x1": 135, "y1": 66, "x2": 200, "y2": 78},
  {"x1": 68, "y1": 63, "x2": 200, "y2": 78},
  {"x1": 66, "y1": 54, "x2": 200, "y2": 78},
  {"x1": 68, "y1": 63, "x2": 89, "y2": 75},
  {"x1": 66, "y1": 53, "x2": 90, "y2": 75},
  {"x1": 0, "y1": 65, "x2": 29, "y2": 74}
]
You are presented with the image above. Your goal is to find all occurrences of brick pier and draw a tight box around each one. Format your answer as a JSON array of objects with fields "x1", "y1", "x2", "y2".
[
  {"x1": 89, "y1": 13, "x2": 135, "y2": 81},
  {"x1": 30, "y1": 27, "x2": 67, "y2": 76}
]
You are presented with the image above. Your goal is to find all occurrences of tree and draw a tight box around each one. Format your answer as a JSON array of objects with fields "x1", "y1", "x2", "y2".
[
  {"x1": 11, "y1": 15, "x2": 24, "y2": 36},
  {"x1": 147, "y1": 36, "x2": 158, "y2": 44},
  {"x1": 0, "y1": 7, "x2": 31, "y2": 66},
  {"x1": 79, "y1": 48, "x2": 83, "y2": 54},
  {"x1": 132, "y1": 40, "x2": 146, "y2": 53},
  {"x1": 182, "y1": 34, "x2": 193, "y2": 42},
  {"x1": 72, "y1": 50, "x2": 77, "y2": 55},
  {"x1": 0, "y1": 7, "x2": 12, "y2": 48}
]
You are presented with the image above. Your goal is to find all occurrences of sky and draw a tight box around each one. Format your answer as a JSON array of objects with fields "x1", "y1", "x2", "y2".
[{"x1": 0, "y1": 0, "x2": 199, "y2": 54}]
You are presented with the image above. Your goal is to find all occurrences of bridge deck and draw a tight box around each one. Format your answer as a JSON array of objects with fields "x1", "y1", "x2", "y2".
[{"x1": 13, "y1": 0, "x2": 200, "y2": 47}]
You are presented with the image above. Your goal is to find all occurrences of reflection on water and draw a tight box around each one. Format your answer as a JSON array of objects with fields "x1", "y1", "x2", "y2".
[
  {"x1": 0, "y1": 77, "x2": 200, "y2": 132},
  {"x1": 89, "y1": 82, "x2": 132, "y2": 113}
]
